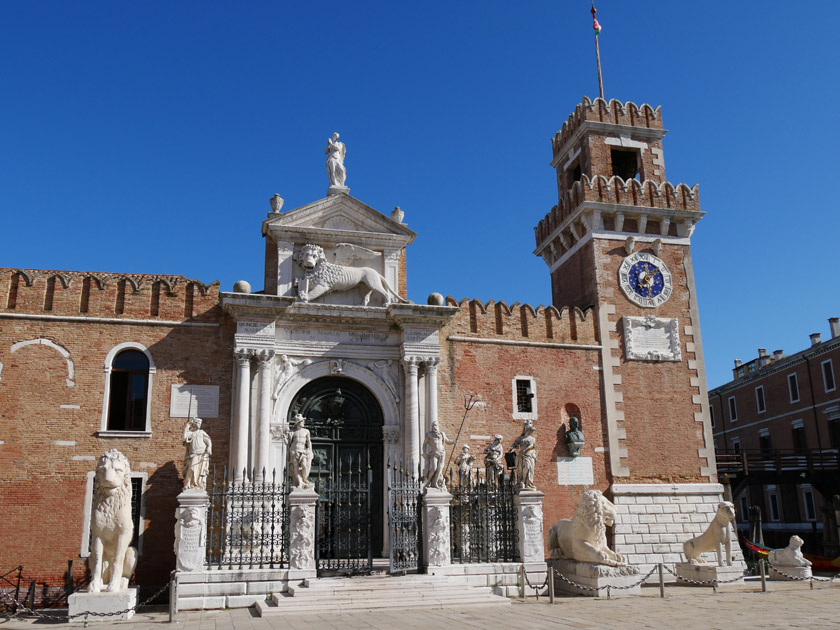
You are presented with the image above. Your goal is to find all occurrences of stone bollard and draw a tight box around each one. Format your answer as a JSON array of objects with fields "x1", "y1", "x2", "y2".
[
  {"x1": 174, "y1": 489, "x2": 210, "y2": 572},
  {"x1": 423, "y1": 487, "x2": 452, "y2": 570},
  {"x1": 514, "y1": 490, "x2": 546, "y2": 563},
  {"x1": 287, "y1": 488, "x2": 319, "y2": 578}
]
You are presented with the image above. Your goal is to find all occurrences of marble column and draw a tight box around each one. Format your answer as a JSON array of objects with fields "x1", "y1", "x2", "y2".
[
  {"x1": 255, "y1": 349, "x2": 275, "y2": 479},
  {"x1": 234, "y1": 349, "x2": 252, "y2": 482},
  {"x1": 425, "y1": 357, "x2": 440, "y2": 433},
  {"x1": 402, "y1": 357, "x2": 420, "y2": 473}
]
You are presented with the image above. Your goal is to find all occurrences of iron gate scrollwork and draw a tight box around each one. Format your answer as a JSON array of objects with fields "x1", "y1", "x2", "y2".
[
  {"x1": 314, "y1": 458, "x2": 373, "y2": 575},
  {"x1": 205, "y1": 466, "x2": 290, "y2": 569},
  {"x1": 387, "y1": 461, "x2": 423, "y2": 573},
  {"x1": 449, "y1": 469, "x2": 519, "y2": 563}
]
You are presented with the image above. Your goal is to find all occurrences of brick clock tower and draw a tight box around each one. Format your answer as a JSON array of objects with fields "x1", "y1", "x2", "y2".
[{"x1": 534, "y1": 98, "x2": 737, "y2": 568}]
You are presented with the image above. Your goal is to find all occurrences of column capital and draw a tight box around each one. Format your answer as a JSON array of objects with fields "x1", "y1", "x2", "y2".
[
  {"x1": 401, "y1": 356, "x2": 421, "y2": 374},
  {"x1": 424, "y1": 357, "x2": 441, "y2": 370},
  {"x1": 255, "y1": 349, "x2": 276, "y2": 365},
  {"x1": 234, "y1": 348, "x2": 254, "y2": 366}
]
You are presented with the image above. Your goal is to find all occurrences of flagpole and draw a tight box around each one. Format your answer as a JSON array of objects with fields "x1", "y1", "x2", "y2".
[{"x1": 592, "y1": 4, "x2": 605, "y2": 99}]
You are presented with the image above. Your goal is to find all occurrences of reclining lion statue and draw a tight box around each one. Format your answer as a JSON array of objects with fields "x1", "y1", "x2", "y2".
[
  {"x1": 295, "y1": 243, "x2": 409, "y2": 306},
  {"x1": 546, "y1": 489, "x2": 626, "y2": 566},
  {"x1": 683, "y1": 501, "x2": 736, "y2": 566},
  {"x1": 768, "y1": 535, "x2": 811, "y2": 568},
  {"x1": 89, "y1": 449, "x2": 137, "y2": 593}
]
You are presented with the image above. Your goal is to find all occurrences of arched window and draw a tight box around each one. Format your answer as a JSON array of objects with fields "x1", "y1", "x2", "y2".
[
  {"x1": 108, "y1": 350, "x2": 149, "y2": 431},
  {"x1": 100, "y1": 343, "x2": 155, "y2": 436}
]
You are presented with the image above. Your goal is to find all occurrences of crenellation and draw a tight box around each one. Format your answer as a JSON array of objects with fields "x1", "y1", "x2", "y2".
[
  {"x1": 552, "y1": 97, "x2": 663, "y2": 157},
  {"x1": 443, "y1": 297, "x2": 596, "y2": 345},
  {"x1": 0, "y1": 268, "x2": 220, "y2": 320}
]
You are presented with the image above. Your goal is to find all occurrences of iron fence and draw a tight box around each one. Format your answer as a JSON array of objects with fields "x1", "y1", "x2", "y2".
[
  {"x1": 448, "y1": 469, "x2": 519, "y2": 563},
  {"x1": 205, "y1": 466, "x2": 289, "y2": 570},
  {"x1": 387, "y1": 461, "x2": 423, "y2": 573}
]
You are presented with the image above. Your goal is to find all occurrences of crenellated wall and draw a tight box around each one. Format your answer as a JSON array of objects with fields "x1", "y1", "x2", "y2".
[
  {"x1": 443, "y1": 297, "x2": 597, "y2": 345},
  {"x1": 534, "y1": 175, "x2": 700, "y2": 247},
  {"x1": 552, "y1": 97, "x2": 663, "y2": 157},
  {"x1": 0, "y1": 268, "x2": 220, "y2": 321}
]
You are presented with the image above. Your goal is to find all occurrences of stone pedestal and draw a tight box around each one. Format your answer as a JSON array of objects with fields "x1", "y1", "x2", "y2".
[
  {"x1": 548, "y1": 558, "x2": 641, "y2": 597},
  {"x1": 674, "y1": 562, "x2": 743, "y2": 585},
  {"x1": 769, "y1": 565, "x2": 812, "y2": 581},
  {"x1": 327, "y1": 185, "x2": 350, "y2": 196},
  {"x1": 68, "y1": 588, "x2": 138, "y2": 623},
  {"x1": 288, "y1": 488, "x2": 318, "y2": 575},
  {"x1": 422, "y1": 488, "x2": 452, "y2": 568},
  {"x1": 175, "y1": 489, "x2": 209, "y2": 572},
  {"x1": 514, "y1": 491, "x2": 545, "y2": 563}
]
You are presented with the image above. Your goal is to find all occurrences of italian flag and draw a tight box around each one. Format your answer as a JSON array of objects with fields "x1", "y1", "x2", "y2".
[{"x1": 592, "y1": 6, "x2": 602, "y2": 34}]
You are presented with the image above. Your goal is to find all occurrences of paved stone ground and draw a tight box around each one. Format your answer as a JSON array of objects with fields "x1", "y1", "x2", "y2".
[{"x1": 2, "y1": 581, "x2": 838, "y2": 629}]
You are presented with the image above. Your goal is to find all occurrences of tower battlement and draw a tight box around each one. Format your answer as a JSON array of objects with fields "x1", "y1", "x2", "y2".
[
  {"x1": 552, "y1": 97, "x2": 663, "y2": 157},
  {"x1": 0, "y1": 268, "x2": 220, "y2": 321},
  {"x1": 534, "y1": 175, "x2": 700, "y2": 248}
]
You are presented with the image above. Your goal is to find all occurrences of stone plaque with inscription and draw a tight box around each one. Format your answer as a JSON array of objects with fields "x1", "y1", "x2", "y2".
[
  {"x1": 236, "y1": 320, "x2": 276, "y2": 337},
  {"x1": 170, "y1": 384, "x2": 220, "y2": 418},
  {"x1": 622, "y1": 316, "x2": 681, "y2": 362}
]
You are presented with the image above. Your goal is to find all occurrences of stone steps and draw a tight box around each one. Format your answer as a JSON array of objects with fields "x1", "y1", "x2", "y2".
[{"x1": 255, "y1": 574, "x2": 510, "y2": 616}]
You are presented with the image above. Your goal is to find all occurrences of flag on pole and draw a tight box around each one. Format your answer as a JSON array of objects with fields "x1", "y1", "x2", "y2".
[{"x1": 591, "y1": 5, "x2": 602, "y2": 34}]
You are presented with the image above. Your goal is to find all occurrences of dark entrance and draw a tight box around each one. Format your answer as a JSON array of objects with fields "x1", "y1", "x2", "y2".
[{"x1": 288, "y1": 376, "x2": 385, "y2": 563}]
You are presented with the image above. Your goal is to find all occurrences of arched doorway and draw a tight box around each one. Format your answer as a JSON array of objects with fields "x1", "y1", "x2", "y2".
[{"x1": 288, "y1": 376, "x2": 385, "y2": 560}]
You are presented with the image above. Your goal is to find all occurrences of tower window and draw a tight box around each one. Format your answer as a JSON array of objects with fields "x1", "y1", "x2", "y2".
[
  {"x1": 566, "y1": 158, "x2": 582, "y2": 189},
  {"x1": 107, "y1": 350, "x2": 150, "y2": 431},
  {"x1": 511, "y1": 376, "x2": 537, "y2": 420},
  {"x1": 610, "y1": 148, "x2": 640, "y2": 181}
]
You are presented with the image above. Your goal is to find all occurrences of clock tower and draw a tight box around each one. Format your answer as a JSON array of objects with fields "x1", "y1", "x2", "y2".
[{"x1": 534, "y1": 97, "x2": 733, "y2": 568}]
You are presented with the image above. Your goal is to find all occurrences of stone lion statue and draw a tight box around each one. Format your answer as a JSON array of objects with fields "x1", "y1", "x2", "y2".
[
  {"x1": 768, "y1": 535, "x2": 811, "y2": 567},
  {"x1": 88, "y1": 449, "x2": 137, "y2": 593},
  {"x1": 546, "y1": 490, "x2": 626, "y2": 566},
  {"x1": 295, "y1": 243, "x2": 409, "y2": 306},
  {"x1": 683, "y1": 501, "x2": 736, "y2": 566}
]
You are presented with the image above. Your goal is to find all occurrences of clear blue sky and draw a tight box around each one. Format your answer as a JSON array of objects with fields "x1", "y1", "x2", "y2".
[{"x1": 2, "y1": 1, "x2": 839, "y2": 389}]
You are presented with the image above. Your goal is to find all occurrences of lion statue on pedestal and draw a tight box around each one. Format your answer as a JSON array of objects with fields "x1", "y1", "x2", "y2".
[
  {"x1": 768, "y1": 535, "x2": 811, "y2": 568},
  {"x1": 88, "y1": 449, "x2": 137, "y2": 593},
  {"x1": 682, "y1": 501, "x2": 736, "y2": 566},
  {"x1": 295, "y1": 243, "x2": 409, "y2": 306},
  {"x1": 546, "y1": 489, "x2": 626, "y2": 566}
]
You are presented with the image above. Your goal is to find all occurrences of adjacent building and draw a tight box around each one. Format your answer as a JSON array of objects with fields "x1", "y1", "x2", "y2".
[{"x1": 709, "y1": 318, "x2": 840, "y2": 552}]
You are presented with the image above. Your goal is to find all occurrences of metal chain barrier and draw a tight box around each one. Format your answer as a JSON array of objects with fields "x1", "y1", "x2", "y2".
[
  {"x1": 662, "y1": 563, "x2": 751, "y2": 586},
  {"x1": 766, "y1": 560, "x2": 838, "y2": 583},
  {"x1": 548, "y1": 564, "x2": 657, "y2": 596},
  {"x1": 0, "y1": 581, "x2": 169, "y2": 623}
]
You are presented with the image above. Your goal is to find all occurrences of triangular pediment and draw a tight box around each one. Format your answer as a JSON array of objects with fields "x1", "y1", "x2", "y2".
[{"x1": 262, "y1": 193, "x2": 416, "y2": 243}]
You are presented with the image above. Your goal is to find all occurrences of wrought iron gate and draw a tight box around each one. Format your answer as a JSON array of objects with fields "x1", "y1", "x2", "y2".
[
  {"x1": 449, "y1": 469, "x2": 519, "y2": 563},
  {"x1": 387, "y1": 462, "x2": 423, "y2": 573},
  {"x1": 314, "y1": 460, "x2": 373, "y2": 575}
]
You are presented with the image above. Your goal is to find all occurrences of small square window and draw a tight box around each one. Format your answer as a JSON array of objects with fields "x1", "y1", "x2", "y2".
[
  {"x1": 788, "y1": 373, "x2": 800, "y2": 403},
  {"x1": 755, "y1": 386, "x2": 766, "y2": 414},
  {"x1": 511, "y1": 376, "x2": 537, "y2": 420},
  {"x1": 822, "y1": 360, "x2": 836, "y2": 392}
]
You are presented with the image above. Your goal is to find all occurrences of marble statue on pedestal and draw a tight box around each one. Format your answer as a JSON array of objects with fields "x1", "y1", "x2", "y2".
[
  {"x1": 88, "y1": 449, "x2": 138, "y2": 593},
  {"x1": 547, "y1": 489, "x2": 626, "y2": 566},
  {"x1": 683, "y1": 502, "x2": 736, "y2": 565},
  {"x1": 182, "y1": 417, "x2": 212, "y2": 491},
  {"x1": 423, "y1": 419, "x2": 454, "y2": 490},
  {"x1": 483, "y1": 434, "x2": 504, "y2": 483},
  {"x1": 511, "y1": 419, "x2": 537, "y2": 491},
  {"x1": 288, "y1": 413, "x2": 314, "y2": 489},
  {"x1": 325, "y1": 132, "x2": 347, "y2": 187},
  {"x1": 565, "y1": 416, "x2": 585, "y2": 458},
  {"x1": 769, "y1": 535, "x2": 812, "y2": 568},
  {"x1": 455, "y1": 445, "x2": 476, "y2": 485}
]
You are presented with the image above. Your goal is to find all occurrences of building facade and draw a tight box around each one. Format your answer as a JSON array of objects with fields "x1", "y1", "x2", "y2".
[
  {"x1": 709, "y1": 319, "x2": 840, "y2": 553},
  {"x1": 0, "y1": 97, "x2": 731, "y2": 602}
]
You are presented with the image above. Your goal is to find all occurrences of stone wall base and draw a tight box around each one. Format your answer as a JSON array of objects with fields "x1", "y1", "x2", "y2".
[
  {"x1": 428, "y1": 562, "x2": 547, "y2": 598},
  {"x1": 68, "y1": 588, "x2": 137, "y2": 622},
  {"x1": 548, "y1": 558, "x2": 641, "y2": 597},
  {"x1": 611, "y1": 482, "x2": 746, "y2": 580},
  {"x1": 674, "y1": 562, "x2": 743, "y2": 585}
]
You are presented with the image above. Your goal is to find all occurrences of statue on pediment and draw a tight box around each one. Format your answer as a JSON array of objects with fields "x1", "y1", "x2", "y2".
[{"x1": 325, "y1": 132, "x2": 347, "y2": 187}]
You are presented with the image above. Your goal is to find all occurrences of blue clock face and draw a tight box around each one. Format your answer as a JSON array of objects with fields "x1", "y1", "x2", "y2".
[
  {"x1": 618, "y1": 253, "x2": 672, "y2": 307},
  {"x1": 628, "y1": 261, "x2": 664, "y2": 298}
]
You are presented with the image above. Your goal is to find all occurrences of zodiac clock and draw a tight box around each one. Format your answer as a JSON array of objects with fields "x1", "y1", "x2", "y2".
[{"x1": 618, "y1": 252, "x2": 673, "y2": 308}]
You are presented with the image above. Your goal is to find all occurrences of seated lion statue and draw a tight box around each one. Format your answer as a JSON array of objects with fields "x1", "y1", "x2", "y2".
[
  {"x1": 546, "y1": 489, "x2": 626, "y2": 566},
  {"x1": 768, "y1": 535, "x2": 811, "y2": 568},
  {"x1": 295, "y1": 243, "x2": 409, "y2": 306},
  {"x1": 88, "y1": 449, "x2": 137, "y2": 593},
  {"x1": 683, "y1": 501, "x2": 736, "y2": 566}
]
